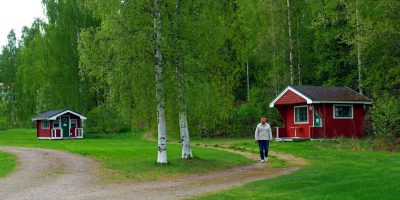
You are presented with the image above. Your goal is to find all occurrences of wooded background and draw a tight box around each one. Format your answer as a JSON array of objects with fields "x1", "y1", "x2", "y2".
[{"x1": 0, "y1": 0, "x2": 399, "y2": 141}]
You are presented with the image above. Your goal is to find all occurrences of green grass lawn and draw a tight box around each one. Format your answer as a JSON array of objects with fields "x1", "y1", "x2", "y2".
[
  {"x1": 192, "y1": 139, "x2": 400, "y2": 200},
  {"x1": 0, "y1": 151, "x2": 16, "y2": 178},
  {"x1": 0, "y1": 129, "x2": 251, "y2": 181}
]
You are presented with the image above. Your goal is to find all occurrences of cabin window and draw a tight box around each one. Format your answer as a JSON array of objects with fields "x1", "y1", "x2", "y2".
[
  {"x1": 71, "y1": 119, "x2": 77, "y2": 128},
  {"x1": 53, "y1": 120, "x2": 60, "y2": 128},
  {"x1": 41, "y1": 120, "x2": 49, "y2": 129},
  {"x1": 294, "y1": 106, "x2": 308, "y2": 123},
  {"x1": 334, "y1": 105, "x2": 353, "y2": 119}
]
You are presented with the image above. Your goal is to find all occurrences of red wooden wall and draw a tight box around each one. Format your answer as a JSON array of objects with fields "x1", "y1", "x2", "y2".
[
  {"x1": 37, "y1": 120, "x2": 51, "y2": 138},
  {"x1": 276, "y1": 104, "x2": 313, "y2": 138},
  {"x1": 312, "y1": 104, "x2": 364, "y2": 138},
  {"x1": 275, "y1": 90, "x2": 307, "y2": 105},
  {"x1": 275, "y1": 104, "x2": 365, "y2": 138}
]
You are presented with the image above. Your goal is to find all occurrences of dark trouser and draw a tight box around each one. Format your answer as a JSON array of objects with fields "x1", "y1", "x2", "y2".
[{"x1": 258, "y1": 140, "x2": 270, "y2": 160}]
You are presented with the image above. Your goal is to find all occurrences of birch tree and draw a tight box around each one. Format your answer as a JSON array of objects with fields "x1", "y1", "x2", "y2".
[
  {"x1": 286, "y1": 0, "x2": 294, "y2": 85},
  {"x1": 0, "y1": 30, "x2": 18, "y2": 125},
  {"x1": 295, "y1": 2, "x2": 302, "y2": 86},
  {"x1": 153, "y1": 0, "x2": 168, "y2": 164},
  {"x1": 173, "y1": 0, "x2": 192, "y2": 159},
  {"x1": 356, "y1": 0, "x2": 363, "y2": 95}
]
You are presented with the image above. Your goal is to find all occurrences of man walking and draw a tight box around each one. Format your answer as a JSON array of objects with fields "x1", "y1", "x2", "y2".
[{"x1": 255, "y1": 116, "x2": 273, "y2": 163}]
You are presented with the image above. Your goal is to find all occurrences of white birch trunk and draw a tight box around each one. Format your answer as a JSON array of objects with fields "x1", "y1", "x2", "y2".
[
  {"x1": 175, "y1": 0, "x2": 192, "y2": 159},
  {"x1": 177, "y1": 68, "x2": 192, "y2": 159},
  {"x1": 246, "y1": 61, "x2": 250, "y2": 101},
  {"x1": 269, "y1": 0, "x2": 278, "y2": 95},
  {"x1": 154, "y1": 0, "x2": 167, "y2": 164},
  {"x1": 287, "y1": 0, "x2": 294, "y2": 85},
  {"x1": 296, "y1": 11, "x2": 302, "y2": 86},
  {"x1": 356, "y1": 2, "x2": 363, "y2": 95},
  {"x1": 179, "y1": 112, "x2": 192, "y2": 159}
]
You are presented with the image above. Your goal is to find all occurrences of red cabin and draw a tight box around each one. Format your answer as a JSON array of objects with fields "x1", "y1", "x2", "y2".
[
  {"x1": 32, "y1": 109, "x2": 87, "y2": 140},
  {"x1": 269, "y1": 86, "x2": 372, "y2": 140}
]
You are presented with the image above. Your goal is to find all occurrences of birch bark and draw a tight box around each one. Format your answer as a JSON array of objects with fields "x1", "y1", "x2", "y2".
[
  {"x1": 153, "y1": 0, "x2": 167, "y2": 164},
  {"x1": 174, "y1": 0, "x2": 192, "y2": 159},
  {"x1": 356, "y1": 1, "x2": 363, "y2": 95},
  {"x1": 296, "y1": 8, "x2": 302, "y2": 86},
  {"x1": 287, "y1": 0, "x2": 294, "y2": 85}
]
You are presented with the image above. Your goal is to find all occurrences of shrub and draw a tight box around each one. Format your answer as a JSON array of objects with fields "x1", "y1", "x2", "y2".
[
  {"x1": 0, "y1": 101, "x2": 11, "y2": 130},
  {"x1": 228, "y1": 102, "x2": 262, "y2": 136},
  {"x1": 85, "y1": 105, "x2": 130, "y2": 134},
  {"x1": 371, "y1": 93, "x2": 400, "y2": 149}
]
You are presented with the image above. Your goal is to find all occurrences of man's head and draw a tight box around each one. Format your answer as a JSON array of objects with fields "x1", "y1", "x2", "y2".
[{"x1": 261, "y1": 116, "x2": 267, "y2": 124}]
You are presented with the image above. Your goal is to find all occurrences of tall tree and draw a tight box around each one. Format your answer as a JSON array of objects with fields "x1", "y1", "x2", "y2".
[
  {"x1": 286, "y1": 0, "x2": 294, "y2": 85},
  {"x1": 0, "y1": 30, "x2": 18, "y2": 125},
  {"x1": 172, "y1": 0, "x2": 192, "y2": 159},
  {"x1": 153, "y1": 0, "x2": 168, "y2": 164},
  {"x1": 356, "y1": 0, "x2": 363, "y2": 95}
]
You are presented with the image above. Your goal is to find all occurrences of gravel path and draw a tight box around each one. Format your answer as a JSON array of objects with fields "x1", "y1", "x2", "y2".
[{"x1": 0, "y1": 146, "x2": 306, "y2": 200}]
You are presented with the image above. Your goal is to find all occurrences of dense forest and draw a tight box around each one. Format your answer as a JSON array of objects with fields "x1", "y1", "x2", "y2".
[{"x1": 0, "y1": 0, "x2": 399, "y2": 142}]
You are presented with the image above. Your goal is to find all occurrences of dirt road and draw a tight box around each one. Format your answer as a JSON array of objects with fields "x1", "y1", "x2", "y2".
[{"x1": 0, "y1": 146, "x2": 306, "y2": 200}]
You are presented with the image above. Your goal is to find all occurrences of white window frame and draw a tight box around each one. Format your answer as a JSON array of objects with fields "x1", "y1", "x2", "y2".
[
  {"x1": 70, "y1": 119, "x2": 78, "y2": 128},
  {"x1": 333, "y1": 104, "x2": 353, "y2": 119},
  {"x1": 53, "y1": 119, "x2": 60, "y2": 128},
  {"x1": 41, "y1": 120, "x2": 50, "y2": 129},
  {"x1": 294, "y1": 105, "x2": 309, "y2": 124}
]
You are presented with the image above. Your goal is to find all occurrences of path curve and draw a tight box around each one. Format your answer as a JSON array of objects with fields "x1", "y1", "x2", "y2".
[{"x1": 0, "y1": 146, "x2": 306, "y2": 200}]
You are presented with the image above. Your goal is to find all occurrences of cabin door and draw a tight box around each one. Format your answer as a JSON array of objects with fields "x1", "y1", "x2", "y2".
[
  {"x1": 313, "y1": 109, "x2": 322, "y2": 127},
  {"x1": 61, "y1": 116, "x2": 70, "y2": 138}
]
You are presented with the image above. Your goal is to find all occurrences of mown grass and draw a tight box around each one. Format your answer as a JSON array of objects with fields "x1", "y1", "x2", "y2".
[
  {"x1": 0, "y1": 129, "x2": 251, "y2": 181},
  {"x1": 0, "y1": 151, "x2": 16, "y2": 178},
  {"x1": 193, "y1": 139, "x2": 400, "y2": 200},
  {"x1": 193, "y1": 138, "x2": 287, "y2": 168}
]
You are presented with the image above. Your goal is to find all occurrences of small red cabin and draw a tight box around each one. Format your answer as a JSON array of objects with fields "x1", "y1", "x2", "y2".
[
  {"x1": 32, "y1": 109, "x2": 87, "y2": 140},
  {"x1": 269, "y1": 86, "x2": 372, "y2": 140}
]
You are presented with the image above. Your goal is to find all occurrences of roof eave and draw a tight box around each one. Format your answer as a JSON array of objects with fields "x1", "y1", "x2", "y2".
[
  {"x1": 312, "y1": 101, "x2": 372, "y2": 104},
  {"x1": 48, "y1": 110, "x2": 87, "y2": 120},
  {"x1": 269, "y1": 86, "x2": 313, "y2": 108}
]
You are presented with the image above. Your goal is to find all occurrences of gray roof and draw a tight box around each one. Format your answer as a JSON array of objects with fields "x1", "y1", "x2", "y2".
[
  {"x1": 32, "y1": 109, "x2": 86, "y2": 121},
  {"x1": 270, "y1": 86, "x2": 372, "y2": 108},
  {"x1": 291, "y1": 86, "x2": 372, "y2": 102}
]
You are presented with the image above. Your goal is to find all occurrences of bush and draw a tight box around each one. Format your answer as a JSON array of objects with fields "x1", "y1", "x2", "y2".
[
  {"x1": 228, "y1": 102, "x2": 262, "y2": 136},
  {"x1": 371, "y1": 93, "x2": 400, "y2": 149},
  {"x1": 0, "y1": 101, "x2": 11, "y2": 130},
  {"x1": 85, "y1": 105, "x2": 130, "y2": 134}
]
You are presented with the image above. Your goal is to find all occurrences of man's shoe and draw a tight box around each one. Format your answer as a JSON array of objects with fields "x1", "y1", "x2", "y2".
[
  {"x1": 260, "y1": 159, "x2": 265, "y2": 163},
  {"x1": 265, "y1": 157, "x2": 269, "y2": 162}
]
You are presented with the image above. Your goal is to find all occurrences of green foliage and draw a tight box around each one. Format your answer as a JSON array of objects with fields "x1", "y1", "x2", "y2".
[
  {"x1": 227, "y1": 103, "x2": 262, "y2": 136},
  {"x1": 0, "y1": 0, "x2": 399, "y2": 140},
  {"x1": 85, "y1": 105, "x2": 130, "y2": 134},
  {"x1": 0, "y1": 101, "x2": 11, "y2": 130},
  {"x1": 371, "y1": 93, "x2": 400, "y2": 144}
]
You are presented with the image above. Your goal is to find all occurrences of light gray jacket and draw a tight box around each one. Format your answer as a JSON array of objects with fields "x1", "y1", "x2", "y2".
[{"x1": 255, "y1": 123, "x2": 273, "y2": 140}]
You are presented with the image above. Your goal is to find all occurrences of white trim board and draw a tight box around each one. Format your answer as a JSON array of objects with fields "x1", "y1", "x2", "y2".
[
  {"x1": 49, "y1": 110, "x2": 87, "y2": 120},
  {"x1": 294, "y1": 105, "x2": 309, "y2": 124},
  {"x1": 269, "y1": 86, "x2": 312, "y2": 108},
  {"x1": 37, "y1": 137, "x2": 52, "y2": 140}
]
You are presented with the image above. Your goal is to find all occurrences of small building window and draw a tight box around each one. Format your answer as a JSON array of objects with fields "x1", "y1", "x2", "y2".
[
  {"x1": 71, "y1": 119, "x2": 77, "y2": 128},
  {"x1": 53, "y1": 120, "x2": 60, "y2": 128},
  {"x1": 41, "y1": 120, "x2": 49, "y2": 129},
  {"x1": 334, "y1": 105, "x2": 353, "y2": 119},
  {"x1": 294, "y1": 106, "x2": 308, "y2": 123}
]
